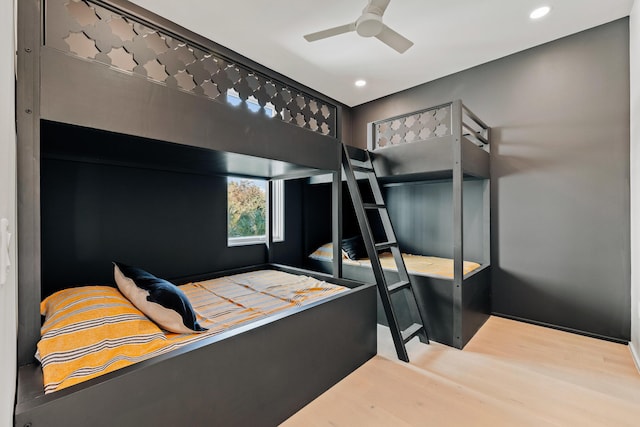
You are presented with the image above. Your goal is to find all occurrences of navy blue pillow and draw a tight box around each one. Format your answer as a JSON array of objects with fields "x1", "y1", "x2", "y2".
[
  {"x1": 342, "y1": 236, "x2": 366, "y2": 260},
  {"x1": 113, "y1": 262, "x2": 206, "y2": 333}
]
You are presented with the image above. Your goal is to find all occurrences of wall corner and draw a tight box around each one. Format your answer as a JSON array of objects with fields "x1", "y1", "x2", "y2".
[{"x1": 630, "y1": 0, "x2": 640, "y2": 369}]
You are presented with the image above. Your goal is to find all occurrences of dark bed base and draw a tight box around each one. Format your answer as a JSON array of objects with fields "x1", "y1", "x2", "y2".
[
  {"x1": 14, "y1": 265, "x2": 377, "y2": 427},
  {"x1": 306, "y1": 259, "x2": 490, "y2": 349}
]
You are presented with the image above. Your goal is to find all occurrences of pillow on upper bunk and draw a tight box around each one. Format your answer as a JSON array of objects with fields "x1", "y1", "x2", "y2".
[{"x1": 113, "y1": 262, "x2": 206, "y2": 334}]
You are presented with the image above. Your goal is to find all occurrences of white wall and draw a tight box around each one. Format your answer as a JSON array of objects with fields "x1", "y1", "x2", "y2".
[
  {"x1": 0, "y1": 0, "x2": 17, "y2": 425},
  {"x1": 630, "y1": 0, "x2": 640, "y2": 371}
]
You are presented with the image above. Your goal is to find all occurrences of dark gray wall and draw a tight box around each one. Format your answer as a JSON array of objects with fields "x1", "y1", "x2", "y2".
[
  {"x1": 271, "y1": 179, "x2": 305, "y2": 266},
  {"x1": 385, "y1": 180, "x2": 485, "y2": 263},
  {"x1": 302, "y1": 181, "x2": 362, "y2": 262},
  {"x1": 302, "y1": 179, "x2": 486, "y2": 265},
  {"x1": 349, "y1": 19, "x2": 631, "y2": 341},
  {"x1": 41, "y1": 169, "x2": 308, "y2": 297},
  {"x1": 40, "y1": 126, "x2": 319, "y2": 297},
  {"x1": 41, "y1": 158, "x2": 267, "y2": 295}
]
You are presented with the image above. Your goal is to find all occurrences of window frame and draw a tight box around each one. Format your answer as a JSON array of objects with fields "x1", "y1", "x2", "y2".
[
  {"x1": 226, "y1": 177, "x2": 285, "y2": 247},
  {"x1": 272, "y1": 180, "x2": 285, "y2": 243}
]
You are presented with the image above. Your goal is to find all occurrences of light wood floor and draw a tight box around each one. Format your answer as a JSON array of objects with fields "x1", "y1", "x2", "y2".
[{"x1": 282, "y1": 316, "x2": 640, "y2": 426}]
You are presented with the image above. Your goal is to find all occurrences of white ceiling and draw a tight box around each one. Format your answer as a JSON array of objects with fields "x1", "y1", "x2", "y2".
[{"x1": 128, "y1": 0, "x2": 634, "y2": 107}]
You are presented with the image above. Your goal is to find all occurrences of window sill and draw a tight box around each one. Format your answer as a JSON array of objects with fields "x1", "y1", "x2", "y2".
[{"x1": 228, "y1": 236, "x2": 267, "y2": 247}]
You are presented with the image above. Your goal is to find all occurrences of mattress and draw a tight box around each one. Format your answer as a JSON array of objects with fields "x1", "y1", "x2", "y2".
[
  {"x1": 310, "y1": 243, "x2": 481, "y2": 278},
  {"x1": 38, "y1": 269, "x2": 347, "y2": 393}
]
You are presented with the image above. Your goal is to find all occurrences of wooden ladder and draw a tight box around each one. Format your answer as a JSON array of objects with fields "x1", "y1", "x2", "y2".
[{"x1": 341, "y1": 145, "x2": 429, "y2": 362}]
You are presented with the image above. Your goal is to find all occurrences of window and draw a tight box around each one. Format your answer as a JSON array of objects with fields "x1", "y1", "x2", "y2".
[
  {"x1": 227, "y1": 177, "x2": 266, "y2": 246},
  {"x1": 227, "y1": 177, "x2": 285, "y2": 246}
]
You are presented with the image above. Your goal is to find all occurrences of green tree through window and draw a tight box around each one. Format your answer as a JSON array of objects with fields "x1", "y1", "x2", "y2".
[{"x1": 227, "y1": 178, "x2": 266, "y2": 238}]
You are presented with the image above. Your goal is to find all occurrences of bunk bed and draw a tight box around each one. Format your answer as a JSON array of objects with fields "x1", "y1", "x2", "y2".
[
  {"x1": 15, "y1": 1, "x2": 376, "y2": 426},
  {"x1": 306, "y1": 101, "x2": 491, "y2": 349}
]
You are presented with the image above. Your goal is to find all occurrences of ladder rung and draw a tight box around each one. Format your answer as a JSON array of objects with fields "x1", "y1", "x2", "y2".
[
  {"x1": 402, "y1": 323, "x2": 424, "y2": 343},
  {"x1": 375, "y1": 241, "x2": 397, "y2": 251},
  {"x1": 388, "y1": 280, "x2": 410, "y2": 293},
  {"x1": 363, "y1": 203, "x2": 386, "y2": 210},
  {"x1": 351, "y1": 165, "x2": 374, "y2": 173}
]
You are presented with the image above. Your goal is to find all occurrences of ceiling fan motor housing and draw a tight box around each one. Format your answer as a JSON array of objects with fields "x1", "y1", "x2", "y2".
[
  {"x1": 303, "y1": 0, "x2": 412, "y2": 54},
  {"x1": 356, "y1": 13, "x2": 384, "y2": 37}
]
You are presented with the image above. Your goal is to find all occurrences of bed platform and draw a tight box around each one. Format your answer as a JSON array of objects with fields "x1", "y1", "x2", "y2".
[
  {"x1": 15, "y1": 265, "x2": 376, "y2": 427},
  {"x1": 308, "y1": 256, "x2": 490, "y2": 348},
  {"x1": 16, "y1": 1, "x2": 372, "y2": 425}
]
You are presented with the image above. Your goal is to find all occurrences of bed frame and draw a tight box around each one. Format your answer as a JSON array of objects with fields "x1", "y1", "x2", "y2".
[
  {"x1": 15, "y1": 265, "x2": 376, "y2": 427},
  {"x1": 307, "y1": 101, "x2": 491, "y2": 349},
  {"x1": 307, "y1": 259, "x2": 490, "y2": 348},
  {"x1": 16, "y1": 1, "x2": 372, "y2": 425},
  {"x1": 374, "y1": 101, "x2": 491, "y2": 349}
]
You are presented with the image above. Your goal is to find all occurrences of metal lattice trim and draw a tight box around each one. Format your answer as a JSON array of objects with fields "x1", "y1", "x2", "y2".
[
  {"x1": 373, "y1": 103, "x2": 452, "y2": 149},
  {"x1": 48, "y1": 0, "x2": 336, "y2": 137}
]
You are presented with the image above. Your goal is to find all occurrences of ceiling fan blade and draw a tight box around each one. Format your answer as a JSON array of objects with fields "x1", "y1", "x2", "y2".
[
  {"x1": 376, "y1": 25, "x2": 414, "y2": 53},
  {"x1": 304, "y1": 23, "x2": 356, "y2": 42},
  {"x1": 368, "y1": 0, "x2": 391, "y2": 15}
]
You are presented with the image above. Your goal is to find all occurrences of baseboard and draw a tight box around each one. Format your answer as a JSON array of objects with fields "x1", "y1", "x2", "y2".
[
  {"x1": 492, "y1": 312, "x2": 628, "y2": 345},
  {"x1": 630, "y1": 342, "x2": 640, "y2": 375}
]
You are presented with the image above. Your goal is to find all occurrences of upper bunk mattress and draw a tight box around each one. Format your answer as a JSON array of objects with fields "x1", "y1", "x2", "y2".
[{"x1": 38, "y1": 269, "x2": 347, "y2": 393}]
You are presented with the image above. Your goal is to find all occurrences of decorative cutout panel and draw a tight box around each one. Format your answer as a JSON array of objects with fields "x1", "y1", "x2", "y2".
[
  {"x1": 46, "y1": 0, "x2": 336, "y2": 137},
  {"x1": 373, "y1": 104, "x2": 452, "y2": 149}
]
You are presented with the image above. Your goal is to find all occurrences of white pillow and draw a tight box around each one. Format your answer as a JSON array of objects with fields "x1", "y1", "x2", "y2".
[{"x1": 113, "y1": 262, "x2": 206, "y2": 334}]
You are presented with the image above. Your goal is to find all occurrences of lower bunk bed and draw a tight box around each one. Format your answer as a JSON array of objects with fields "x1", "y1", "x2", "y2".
[
  {"x1": 15, "y1": 265, "x2": 377, "y2": 427},
  {"x1": 307, "y1": 243, "x2": 490, "y2": 349}
]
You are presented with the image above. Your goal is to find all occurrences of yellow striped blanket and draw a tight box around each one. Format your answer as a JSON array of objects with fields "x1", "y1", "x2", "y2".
[{"x1": 38, "y1": 269, "x2": 347, "y2": 393}]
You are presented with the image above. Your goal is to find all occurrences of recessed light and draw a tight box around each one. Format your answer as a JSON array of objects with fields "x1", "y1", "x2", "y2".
[
  {"x1": 530, "y1": 6, "x2": 550, "y2": 20},
  {"x1": 355, "y1": 79, "x2": 367, "y2": 87}
]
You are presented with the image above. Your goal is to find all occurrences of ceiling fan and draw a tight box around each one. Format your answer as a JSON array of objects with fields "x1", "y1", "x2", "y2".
[{"x1": 303, "y1": 0, "x2": 413, "y2": 54}]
